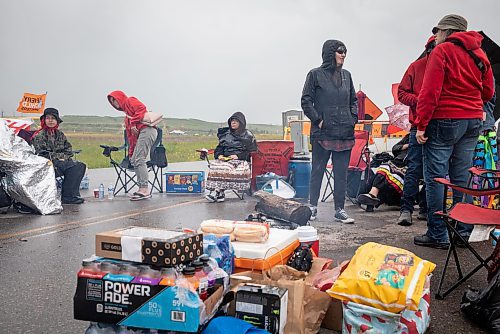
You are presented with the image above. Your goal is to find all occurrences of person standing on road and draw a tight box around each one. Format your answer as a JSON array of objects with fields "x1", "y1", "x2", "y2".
[
  {"x1": 302, "y1": 39, "x2": 358, "y2": 223},
  {"x1": 32, "y1": 108, "x2": 86, "y2": 205},
  {"x1": 107, "y1": 91, "x2": 157, "y2": 201},
  {"x1": 396, "y1": 37, "x2": 436, "y2": 226},
  {"x1": 414, "y1": 14, "x2": 495, "y2": 249}
]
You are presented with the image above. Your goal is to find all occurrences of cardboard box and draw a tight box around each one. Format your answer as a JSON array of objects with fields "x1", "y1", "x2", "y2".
[
  {"x1": 165, "y1": 171, "x2": 205, "y2": 193},
  {"x1": 74, "y1": 273, "x2": 224, "y2": 332},
  {"x1": 95, "y1": 227, "x2": 203, "y2": 266},
  {"x1": 235, "y1": 283, "x2": 288, "y2": 334}
]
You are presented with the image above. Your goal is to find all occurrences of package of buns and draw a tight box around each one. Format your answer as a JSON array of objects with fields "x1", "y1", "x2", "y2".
[
  {"x1": 199, "y1": 219, "x2": 236, "y2": 241},
  {"x1": 233, "y1": 221, "x2": 270, "y2": 243}
]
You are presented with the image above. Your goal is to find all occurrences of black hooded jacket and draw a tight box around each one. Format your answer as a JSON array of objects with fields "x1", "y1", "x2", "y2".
[
  {"x1": 214, "y1": 112, "x2": 257, "y2": 161},
  {"x1": 301, "y1": 40, "x2": 358, "y2": 142}
]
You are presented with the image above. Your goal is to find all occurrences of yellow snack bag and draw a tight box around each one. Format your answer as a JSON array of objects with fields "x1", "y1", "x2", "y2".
[{"x1": 327, "y1": 242, "x2": 436, "y2": 313}]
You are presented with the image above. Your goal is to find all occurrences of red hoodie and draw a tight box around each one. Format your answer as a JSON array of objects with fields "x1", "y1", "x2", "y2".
[
  {"x1": 398, "y1": 37, "x2": 435, "y2": 126},
  {"x1": 415, "y1": 31, "x2": 494, "y2": 131},
  {"x1": 107, "y1": 90, "x2": 148, "y2": 156}
]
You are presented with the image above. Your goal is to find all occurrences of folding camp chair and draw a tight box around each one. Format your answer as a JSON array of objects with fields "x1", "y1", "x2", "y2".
[
  {"x1": 100, "y1": 128, "x2": 167, "y2": 196},
  {"x1": 435, "y1": 167, "x2": 500, "y2": 299},
  {"x1": 321, "y1": 130, "x2": 371, "y2": 203}
]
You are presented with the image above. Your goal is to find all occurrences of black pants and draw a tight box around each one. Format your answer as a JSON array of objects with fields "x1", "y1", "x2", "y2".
[
  {"x1": 309, "y1": 141, "x2": 351, "y2": 209},
  {"x1": 54, "y1": 160, "x2": 86, "y2": 201}
]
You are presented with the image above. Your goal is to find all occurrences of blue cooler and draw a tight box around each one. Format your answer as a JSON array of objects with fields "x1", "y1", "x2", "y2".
[{"x1": 288, "y1": 156, "x2": 311, "y2": 198}]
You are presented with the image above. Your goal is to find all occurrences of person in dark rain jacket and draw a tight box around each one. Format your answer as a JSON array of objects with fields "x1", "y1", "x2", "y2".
[
  {"x1": 205, "y1": 112, "x2": 257, "y2": 202},
  {"x1": 301, "y1": 39, "x2": 358, "y2": 223}
]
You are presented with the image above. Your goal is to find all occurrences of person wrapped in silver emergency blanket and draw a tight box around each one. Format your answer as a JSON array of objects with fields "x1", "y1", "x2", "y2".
[{"x1": 0, "y1": 120, "x2": 62, "y2": 215}]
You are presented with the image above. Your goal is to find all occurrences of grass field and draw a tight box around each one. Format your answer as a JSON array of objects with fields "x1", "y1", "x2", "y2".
[{"x1": 66, "y1": 132, "x2": 281, "y2": 169}]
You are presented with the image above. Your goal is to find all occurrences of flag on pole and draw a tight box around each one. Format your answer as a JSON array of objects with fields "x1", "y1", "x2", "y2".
[
  {"x1": 356, "y1": 90, "x2": 383, "y2": 120},
  {"x1": 1, "y1": 118, "x2": 34, "y2": 133},
  {"x1": 16, "y1": 93, "x2": 47, "y2": 114}
]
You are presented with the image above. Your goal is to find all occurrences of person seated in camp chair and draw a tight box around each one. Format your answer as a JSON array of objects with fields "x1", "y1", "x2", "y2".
[
  {"x1": 31, "y1": 108, "x2": 86, "y2": 205},
  {"x1": 357, "y1": 134, "x2": 426, "y2": 213},
  {"x1": 205, "y1": 112, "x2": 257, "y2": 203},
  {"x1": 107, "y1": 91, "x2": 158, "y2": 201}
]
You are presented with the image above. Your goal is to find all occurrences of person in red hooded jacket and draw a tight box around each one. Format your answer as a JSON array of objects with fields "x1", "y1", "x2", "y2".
[
  {"x1": 107, "y1": 91, "x2": 157, "y2": 200},
  {"x1": 413, "y1": 14, "x2": 494, "y2": 249},
  {"x1": 395, "y1": 37, "x2": 436, "y2": 226}
]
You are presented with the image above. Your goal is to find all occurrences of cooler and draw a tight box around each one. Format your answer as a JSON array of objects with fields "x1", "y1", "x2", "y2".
[
  {"x1": 251, "y1": 140, "x2": 294, "y2": 191},
  {"x1": 232, "y1": 228, "x2": 299, "y2": 271},
  {"x1": 288, "y1": 155, "x2": 311, "y2": 198}
]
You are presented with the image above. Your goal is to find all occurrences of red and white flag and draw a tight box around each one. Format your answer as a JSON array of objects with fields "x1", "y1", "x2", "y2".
[{"x1": 1, "y1": 118, "x2": 33, "y2": 134}]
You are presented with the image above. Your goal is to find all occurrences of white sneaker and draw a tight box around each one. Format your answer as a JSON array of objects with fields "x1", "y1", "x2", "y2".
[
  {"x1": 216, "y1": 191, "x2": 225, "y2": 202},
  {"x1": 334, "y1": 208, "x2": 354, "y2": 224},
  {"x1": 205, "y1": 192, "x2": 217, "y2": 203},
  {"x1": 309, "y1": 206, "x2": 317, "y2": 221}
]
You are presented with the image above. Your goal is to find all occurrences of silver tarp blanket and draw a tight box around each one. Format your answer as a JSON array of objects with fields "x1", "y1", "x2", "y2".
[{"x1": 0, "y1": 120, "x2": 62, "y2": 215}]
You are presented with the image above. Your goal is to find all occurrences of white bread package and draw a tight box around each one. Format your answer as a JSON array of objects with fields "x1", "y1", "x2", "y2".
[
  {"x1": 199, "y1": 219, "x2": 235, "y2": 241},
  {"x1": 233, "y1": 221, "x2": 269, "y2": 243},
  {"x1": 199, "y1": 219, "x2": 270, "y2": 243}
]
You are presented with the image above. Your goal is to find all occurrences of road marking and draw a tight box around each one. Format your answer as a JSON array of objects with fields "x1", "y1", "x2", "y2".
[{"x1": 0, "y1": 198, "x2": 205, "y2": 240}]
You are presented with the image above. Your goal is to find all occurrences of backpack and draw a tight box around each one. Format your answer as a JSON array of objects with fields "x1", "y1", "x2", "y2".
[
  {"x1": 151, "y1": 143, "x2": 168, "y2": 168},
  {"x1": 287, "y1": 243, "x2": 314, "y2": 272}
]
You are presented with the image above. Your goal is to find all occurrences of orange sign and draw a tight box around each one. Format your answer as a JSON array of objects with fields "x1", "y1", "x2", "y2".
[{"x1": 16, "y1": 93, "x2": 46, "y2": 114}]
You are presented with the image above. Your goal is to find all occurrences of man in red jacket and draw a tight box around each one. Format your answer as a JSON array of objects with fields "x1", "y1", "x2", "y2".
[
  {"x1": 108, "y1": 91, "x2": 158, "y2": 200},
  {"x1": 414, "y1": 14, "x2": 495, "y2": 248},
  {"x1": 396, "y1": 37, "x2": 435, "y2": 226}
]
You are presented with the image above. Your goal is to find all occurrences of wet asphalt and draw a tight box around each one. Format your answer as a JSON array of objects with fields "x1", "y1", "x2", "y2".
[{"x1": 0, "y1": 162, "x2": 490, "y2": 333}]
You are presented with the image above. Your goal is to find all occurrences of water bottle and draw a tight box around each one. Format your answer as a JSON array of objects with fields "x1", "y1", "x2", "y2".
[
  {"x1": 99, "y1": 183, "x2": 105, "y2": 200},
  {"x1": 108, "y1": 184, "x2": 114, "y2": 200},
  {"x1": 493, "y1": 229, "x2": 500, "y2": 246},
  {"x1": 80, "y1": 175, "x2": 90, "y2": 190}
]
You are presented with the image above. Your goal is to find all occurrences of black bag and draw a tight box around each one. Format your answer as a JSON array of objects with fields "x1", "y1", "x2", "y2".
[
  {"x1": 287, "y1": 244, "x2": 314, "y2": 272},
  {"x1": 461, "y1": 271, "x2": 500, "y2": 332},
  {"x1": 151, "y1": 143, "x2": 168, "y2": 168}
]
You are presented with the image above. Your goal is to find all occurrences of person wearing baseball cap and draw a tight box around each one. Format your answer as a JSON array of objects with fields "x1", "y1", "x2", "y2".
[
  {"x1": 413, "y1": 14, "x2": 495, "y2": 249},
  {"x1": 32, "y1": 108, "x2": 87, "y2": 205}
]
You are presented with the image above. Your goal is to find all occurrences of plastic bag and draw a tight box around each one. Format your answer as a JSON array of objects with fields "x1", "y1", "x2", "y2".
[
  {"x1": 204, "y1": 234, "x2": 234, "y2": 275},
  {"x1": 327, "y1": 242, "x2": 435, "y2": 313},
  {"x1": 461, "y1": 270, "x2": 500, "y2": 332}
]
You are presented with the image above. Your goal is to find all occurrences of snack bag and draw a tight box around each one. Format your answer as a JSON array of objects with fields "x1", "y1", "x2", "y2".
[{"x1": 327, "y1": 242, "x2": 435, "y2": 313}]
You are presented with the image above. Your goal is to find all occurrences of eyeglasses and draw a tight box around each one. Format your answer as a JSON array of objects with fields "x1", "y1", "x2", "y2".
[{"x1": 336, "y1": 47, "x2": 347, "y2": 55}]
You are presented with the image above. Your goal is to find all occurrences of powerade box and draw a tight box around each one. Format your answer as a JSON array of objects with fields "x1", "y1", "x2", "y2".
[
  {"x1": 74, "y1": 274, "x2": 224, "y2": 332},
  {"x1": 235, "y1": 284, "x2": 288, "y2": 334},
  {"x1": 165, "y1": 171, "x2": 205, "y2": 193}
]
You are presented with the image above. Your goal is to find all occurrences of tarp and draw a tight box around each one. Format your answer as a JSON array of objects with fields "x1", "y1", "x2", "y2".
[{"x1": 0, "y1": 118, "x2": 33, "y2": 134}]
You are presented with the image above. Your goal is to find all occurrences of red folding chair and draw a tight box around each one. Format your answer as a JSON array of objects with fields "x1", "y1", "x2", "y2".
[
  {"x1": 321, "y1": 130, "x2": 370, "y2": 203},
  {"x1": 435, "y1": 167, "x2": 500, "y2": 299}
]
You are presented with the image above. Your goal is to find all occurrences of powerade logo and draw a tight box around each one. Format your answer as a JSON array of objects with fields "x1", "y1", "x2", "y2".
[
  {"x1": 104, "y1": 281, "x2": 151, "y2": 305},
  {"x1": 101, "y1": 242, "x2": 121, "y2": 252}
]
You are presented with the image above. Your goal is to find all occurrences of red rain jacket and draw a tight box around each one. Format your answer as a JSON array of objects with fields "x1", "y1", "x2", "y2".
[
  {"x1": 108, "y1": 91, "x2": 148, "y2": 156},
  {"x1": 415, "y1": 31, "x2": 494, "y2": 131},
  {"x1": 398, "y1": 37, "x2": 435, "y2": 126}
]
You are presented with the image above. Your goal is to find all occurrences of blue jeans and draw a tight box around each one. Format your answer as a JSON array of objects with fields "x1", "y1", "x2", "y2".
[
  {"x1": 401, "y1": 128, "x2": 426, "y2": 213},
  {"x1": 423, "y1": 119, "x2": 481, "y2": 242}
]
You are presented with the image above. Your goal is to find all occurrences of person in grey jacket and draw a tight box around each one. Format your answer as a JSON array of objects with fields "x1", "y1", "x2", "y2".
[{"x1": 301, "y1": 39, "x2": 358, "y2": 223}]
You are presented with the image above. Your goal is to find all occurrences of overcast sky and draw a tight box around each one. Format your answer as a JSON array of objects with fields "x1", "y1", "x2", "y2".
[{"x1": 1, "y1": 0, "x2": 498, "y2": 124}]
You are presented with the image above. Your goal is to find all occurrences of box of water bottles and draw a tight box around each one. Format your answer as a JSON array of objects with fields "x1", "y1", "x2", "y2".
[{"x1": 74, "y1": 256, "x2": 227, "y2": 332}]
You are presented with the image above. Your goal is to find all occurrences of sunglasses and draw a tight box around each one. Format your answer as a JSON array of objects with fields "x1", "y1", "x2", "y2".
[{"x1": 336, "y1": 46, "x2": 347, "y2": 55}]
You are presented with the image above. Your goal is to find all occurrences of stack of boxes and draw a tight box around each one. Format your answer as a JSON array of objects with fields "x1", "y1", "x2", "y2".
[{"x1": 73, "y1": 226, "x2": 225, "y2": 333}]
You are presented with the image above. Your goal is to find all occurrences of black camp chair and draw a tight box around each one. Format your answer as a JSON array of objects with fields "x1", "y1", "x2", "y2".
[{"x1": 100, "y1": 128, "x2": 167, "y2": 196}]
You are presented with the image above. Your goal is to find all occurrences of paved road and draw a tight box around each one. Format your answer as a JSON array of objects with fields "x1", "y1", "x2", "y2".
[{"x1": 0, "y1": 162, "x2": 490, "y2": 333}]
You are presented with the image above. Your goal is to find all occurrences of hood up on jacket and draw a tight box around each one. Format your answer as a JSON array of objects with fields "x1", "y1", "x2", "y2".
[
  {"x1": 228, "y1": 112, "x2": 247, "y2": 134},
  {"x1": 446, "y1": 31, "x2": 484, "y2": 51},
  {"x1": 320, "y1": 40, "x2": 346, "y2": 71},
  {"x1": 107, "y1": 90, "x2": 128, "y2": 111}
]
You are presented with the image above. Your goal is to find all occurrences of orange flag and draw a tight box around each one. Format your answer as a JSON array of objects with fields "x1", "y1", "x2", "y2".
[{"x1": 17, "y1": 92, "x2": 46, "y2": 114}]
